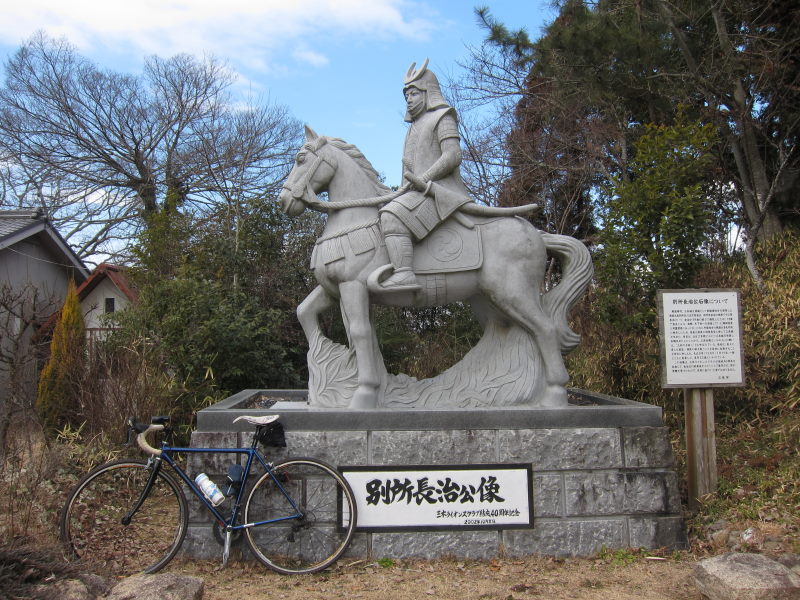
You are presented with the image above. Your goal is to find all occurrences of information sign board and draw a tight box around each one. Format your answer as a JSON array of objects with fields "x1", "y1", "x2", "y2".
[
  {"x1": 340, "y1": 464, "x2": 533, "y2": 532},
  {"x1": 658, "y1": 289, "x2": 745, "y2": 388}
]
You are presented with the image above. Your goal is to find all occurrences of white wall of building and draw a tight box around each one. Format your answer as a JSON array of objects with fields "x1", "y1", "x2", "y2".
[{"x1": 81, "y1": 277, "x2": 130, "y2": 330}]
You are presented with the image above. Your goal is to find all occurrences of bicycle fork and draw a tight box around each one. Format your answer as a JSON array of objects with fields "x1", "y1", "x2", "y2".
[
  {"x1": 121, "y1": 457, "x2": 237, "y2": 569},
  {"x1": 121, "y1": 456, "x2": 162, "y2": 526}
]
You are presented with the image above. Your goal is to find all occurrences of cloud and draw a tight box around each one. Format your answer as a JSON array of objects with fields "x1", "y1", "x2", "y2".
[
  {"x1": 293, "y1": 49, "x2": 329, "y2": 67},
  {"x1": 0, "y1": 0, "x2": 434, "y2": 70}
]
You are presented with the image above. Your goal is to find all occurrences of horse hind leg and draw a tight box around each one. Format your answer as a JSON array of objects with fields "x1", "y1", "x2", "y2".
[
  {"x1": 478, "y1": 221, "x2": 570, "y2": 407},
  {"x1": 480, "y1": 255, "x2": 570, "y2": 407},
  {"x1": 499, "y1": 293, "x2": 569, "y2": 407}
]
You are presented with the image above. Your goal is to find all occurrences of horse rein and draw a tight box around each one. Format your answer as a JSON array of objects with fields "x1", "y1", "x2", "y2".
[{"x1": 283, "y1": 137, "x2": 408, "y2": 213}]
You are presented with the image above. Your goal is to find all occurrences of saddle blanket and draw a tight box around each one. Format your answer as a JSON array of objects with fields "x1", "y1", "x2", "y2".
[
  {"x1": 413, "y1": 223, "x2": 482, "y2": 274},
  {"x1": 312, "y1": 221, "x2": 483, "y2": 274}
]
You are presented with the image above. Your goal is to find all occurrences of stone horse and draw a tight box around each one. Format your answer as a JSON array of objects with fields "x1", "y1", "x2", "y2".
[{"x1": 279, "y1": 127, "x2": 593, "y2": 409}]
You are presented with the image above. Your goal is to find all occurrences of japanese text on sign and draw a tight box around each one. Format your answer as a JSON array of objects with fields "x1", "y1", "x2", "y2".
[
  {"x1": 658, "y1": 289, "x2": 744, "y2": 387},
  {"x1": 365, "y1": 475, "x2": 505, "y2": 506},
  {"x1": 341, "y1": 465, "x2": 532, "y2": 531}
]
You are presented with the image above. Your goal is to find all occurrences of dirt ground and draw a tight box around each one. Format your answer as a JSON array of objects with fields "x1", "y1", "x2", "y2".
[{"x1": 170, "y1": 555, "x2": 702, "y2": 600}]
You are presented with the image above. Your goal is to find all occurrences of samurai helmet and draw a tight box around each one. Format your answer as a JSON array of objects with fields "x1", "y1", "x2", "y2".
[{"x1": 403, "y1": 59, "x2": 449, "y2": 121}]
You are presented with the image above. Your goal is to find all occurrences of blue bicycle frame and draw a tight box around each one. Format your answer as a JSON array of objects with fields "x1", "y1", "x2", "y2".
[{"x1": 152, "y1": 442, "x2": 303, "y2": 532}]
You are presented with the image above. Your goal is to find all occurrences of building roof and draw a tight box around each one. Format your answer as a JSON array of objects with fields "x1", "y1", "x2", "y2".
[
  {"x1": 0, "y1": 208, "x2": 90, "y2": 281},
  {"x1": 36, "y1": 263, "x2": 137, "y2": 340},
  {"x1": 77, "y1": 263, "x2": 137, "y2": 303}
]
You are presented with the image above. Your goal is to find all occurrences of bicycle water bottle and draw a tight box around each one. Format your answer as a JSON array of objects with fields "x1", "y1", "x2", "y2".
[{"x1": 195, "y1": 473, "x2": 225, "y2": 506}]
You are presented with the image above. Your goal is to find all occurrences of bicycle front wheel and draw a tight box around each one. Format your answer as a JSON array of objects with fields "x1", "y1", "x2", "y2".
[
  {"x1": 60, "y1": 459, "x2": 188, "y2": 575},
  {"x1": 244, "y1": 457, "x2": 357, "y2": 574}
]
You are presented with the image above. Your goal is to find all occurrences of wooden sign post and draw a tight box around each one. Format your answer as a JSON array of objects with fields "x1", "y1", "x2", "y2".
[
  {"x1": 683, "y1": 387, "x2": 717, "y2": 508},
  {"x1": 658, "y1": 289, "x2": 745, "y2": 511}
]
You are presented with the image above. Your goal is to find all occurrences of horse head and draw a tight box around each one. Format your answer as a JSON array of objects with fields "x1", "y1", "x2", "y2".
[
  {"x1": 279, "y1": 125, "x2": 337, "y2": 216},
  {"x1": 279, "y1": 127, "x2": 392, "y2": 217}
]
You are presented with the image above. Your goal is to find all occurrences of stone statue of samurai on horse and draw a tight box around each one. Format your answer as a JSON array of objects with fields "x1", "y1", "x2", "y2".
[{"x1": 278, "y1": 60, "x2": 593, "y2": 409}]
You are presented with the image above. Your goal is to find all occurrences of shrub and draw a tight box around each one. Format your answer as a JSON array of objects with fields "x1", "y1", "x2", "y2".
[
  {"x1": 568, "y1": 229, "x2": 799, "y2": 421},
  {"x1": 36, "y1": 280, "x2": 85, "y2": 433}
]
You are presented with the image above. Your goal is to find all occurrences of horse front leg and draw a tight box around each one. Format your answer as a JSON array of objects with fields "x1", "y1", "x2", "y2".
[
  {"x1": 338, "y1": 280, "x2": 385, "y2": 409},
  {"x1": 297, "y1": 285, "x2": 335, "y2": 343}
]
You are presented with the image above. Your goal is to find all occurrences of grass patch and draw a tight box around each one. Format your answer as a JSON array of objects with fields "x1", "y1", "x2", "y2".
[
  {"x1": 595, "y1": 546, "x2": 643, "y2": 566},
  {"x1": 684, "y1": 412, "x2": 800, "y2": 553}
]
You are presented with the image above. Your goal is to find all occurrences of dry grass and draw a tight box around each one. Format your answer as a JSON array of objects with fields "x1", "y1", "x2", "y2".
[
  {"x1": 0, "y1": 419, "x2": 124, "y2": 545},
  {"x1": 170, "y1": 554, "x2": 702, "y2": 600},
  {"x1": 684, "y1": 413, "x2": 800, "y2": 556}
]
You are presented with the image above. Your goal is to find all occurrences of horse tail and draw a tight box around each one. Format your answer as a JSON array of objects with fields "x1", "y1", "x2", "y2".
[{"x1": 541, "y1": 233, "x2": 593, "y2": 353}]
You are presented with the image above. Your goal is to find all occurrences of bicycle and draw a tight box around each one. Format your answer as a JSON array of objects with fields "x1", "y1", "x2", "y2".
[{"x1": 59, "y1": 415, "x2": 357, "y2": 576}]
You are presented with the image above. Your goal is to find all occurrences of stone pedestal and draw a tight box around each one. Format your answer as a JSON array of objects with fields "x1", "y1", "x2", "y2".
[{"x1": 184, "y1": 389, "x2": 687, "y2": 560}]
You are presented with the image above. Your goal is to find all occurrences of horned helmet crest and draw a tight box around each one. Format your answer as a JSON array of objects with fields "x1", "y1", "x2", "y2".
[{"x1": 403, "y1": 58, "x2": 449, "y2": 120}]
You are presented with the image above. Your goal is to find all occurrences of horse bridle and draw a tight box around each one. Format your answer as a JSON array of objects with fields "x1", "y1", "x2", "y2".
[
  {"x1": 282, "y1": 137, "x2": 407, "y2": 213},
  {"x1": 284, "y1": 138, "x2": 337, "y2": 210}
]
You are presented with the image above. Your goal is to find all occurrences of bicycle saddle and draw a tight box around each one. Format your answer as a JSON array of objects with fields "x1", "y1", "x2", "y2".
[{"x1": 232, "y1": 415, "x2": 280, "y2": 426}]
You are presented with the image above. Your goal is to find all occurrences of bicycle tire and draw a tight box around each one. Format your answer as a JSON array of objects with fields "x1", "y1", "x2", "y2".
[
  {"x1": 60, "y1": 459, "x2": 188, "y2": 575},
  {"x1": 243, "y1": 457, "x2": 357, "y2": 574}
]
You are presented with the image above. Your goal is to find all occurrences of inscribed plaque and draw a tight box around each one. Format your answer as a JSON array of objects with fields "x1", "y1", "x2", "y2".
[
  {"x1": 340, "y1": 464, "x2": 533, "y2": 531},
  {"x1": 658, "y1": 289, "x2": 745, "y2": 387}
]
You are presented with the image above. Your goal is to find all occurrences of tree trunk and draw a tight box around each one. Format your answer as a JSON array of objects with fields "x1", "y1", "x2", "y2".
[{"x1": 711, "y1": 4, "x2": 783, "y2": 242}]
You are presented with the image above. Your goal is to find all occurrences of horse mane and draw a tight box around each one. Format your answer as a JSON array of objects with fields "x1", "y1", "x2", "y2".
[{"x1": 324, "y1": 137, "x2": 393, "y2": 195}]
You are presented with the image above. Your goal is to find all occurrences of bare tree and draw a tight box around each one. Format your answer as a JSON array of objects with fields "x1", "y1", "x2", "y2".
[
  {"x1": 0, "y1": 283, "x2": 60, "y2": 454},
  {"x1": 656, "y1": 0, "x2": 800, "y2": 290},
  {"x1": 449, "y1": 40, "x2": 603, "y2": 240},
  {"x1": 192, "y1": 99, "x2": 301, "y2": 289},
  {"x1": 446, "y1": 43, "x2": 526, "y2": 208},
  {"x1": 0, "y1": 32, "x2": 302, "y2": 263}
]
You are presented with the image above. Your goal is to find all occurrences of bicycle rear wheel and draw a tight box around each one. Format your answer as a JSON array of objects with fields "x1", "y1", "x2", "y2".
[
  {"x1": 244, "y1": 457, "x2": 357, "y2": 574},
  {"x1": 60, "y1": 459, "x2": 188, "y2": 575}
]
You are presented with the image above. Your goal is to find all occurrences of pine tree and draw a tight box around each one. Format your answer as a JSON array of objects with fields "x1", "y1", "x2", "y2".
[{"x1": 36, "y1": 279, "x2": 86, "y2": 432}]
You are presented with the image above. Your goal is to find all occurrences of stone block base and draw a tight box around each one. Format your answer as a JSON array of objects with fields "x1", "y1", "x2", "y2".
[{"x1": 184, "y1": 390, "x2": 687, "y2": 560}]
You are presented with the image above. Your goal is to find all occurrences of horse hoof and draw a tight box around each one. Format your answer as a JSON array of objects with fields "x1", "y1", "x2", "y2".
[
  {"x1": 539, "y1": 385, "x2": 568, "y2": 408},
  {"x1": 349, "y1": 387, "x2": 378, "y2": 409}
]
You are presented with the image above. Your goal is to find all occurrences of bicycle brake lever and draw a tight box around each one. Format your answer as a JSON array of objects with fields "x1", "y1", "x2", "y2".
[{"x1": 124, "y1": 417, "x2": 136, "y2": 446}]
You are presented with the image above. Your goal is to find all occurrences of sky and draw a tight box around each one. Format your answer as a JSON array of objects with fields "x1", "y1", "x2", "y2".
[{"x1": 0, "y1": 0, "x2": 555, "y2": 186}]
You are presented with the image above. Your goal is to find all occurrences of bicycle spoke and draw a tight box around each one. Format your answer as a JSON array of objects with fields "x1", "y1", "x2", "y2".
[
  {"x1": 243, "y1": 458, "x2": 356, "y2": 574},
  {"x1": 60, "y1": 460, "x2": 187, "y2": 575}
]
